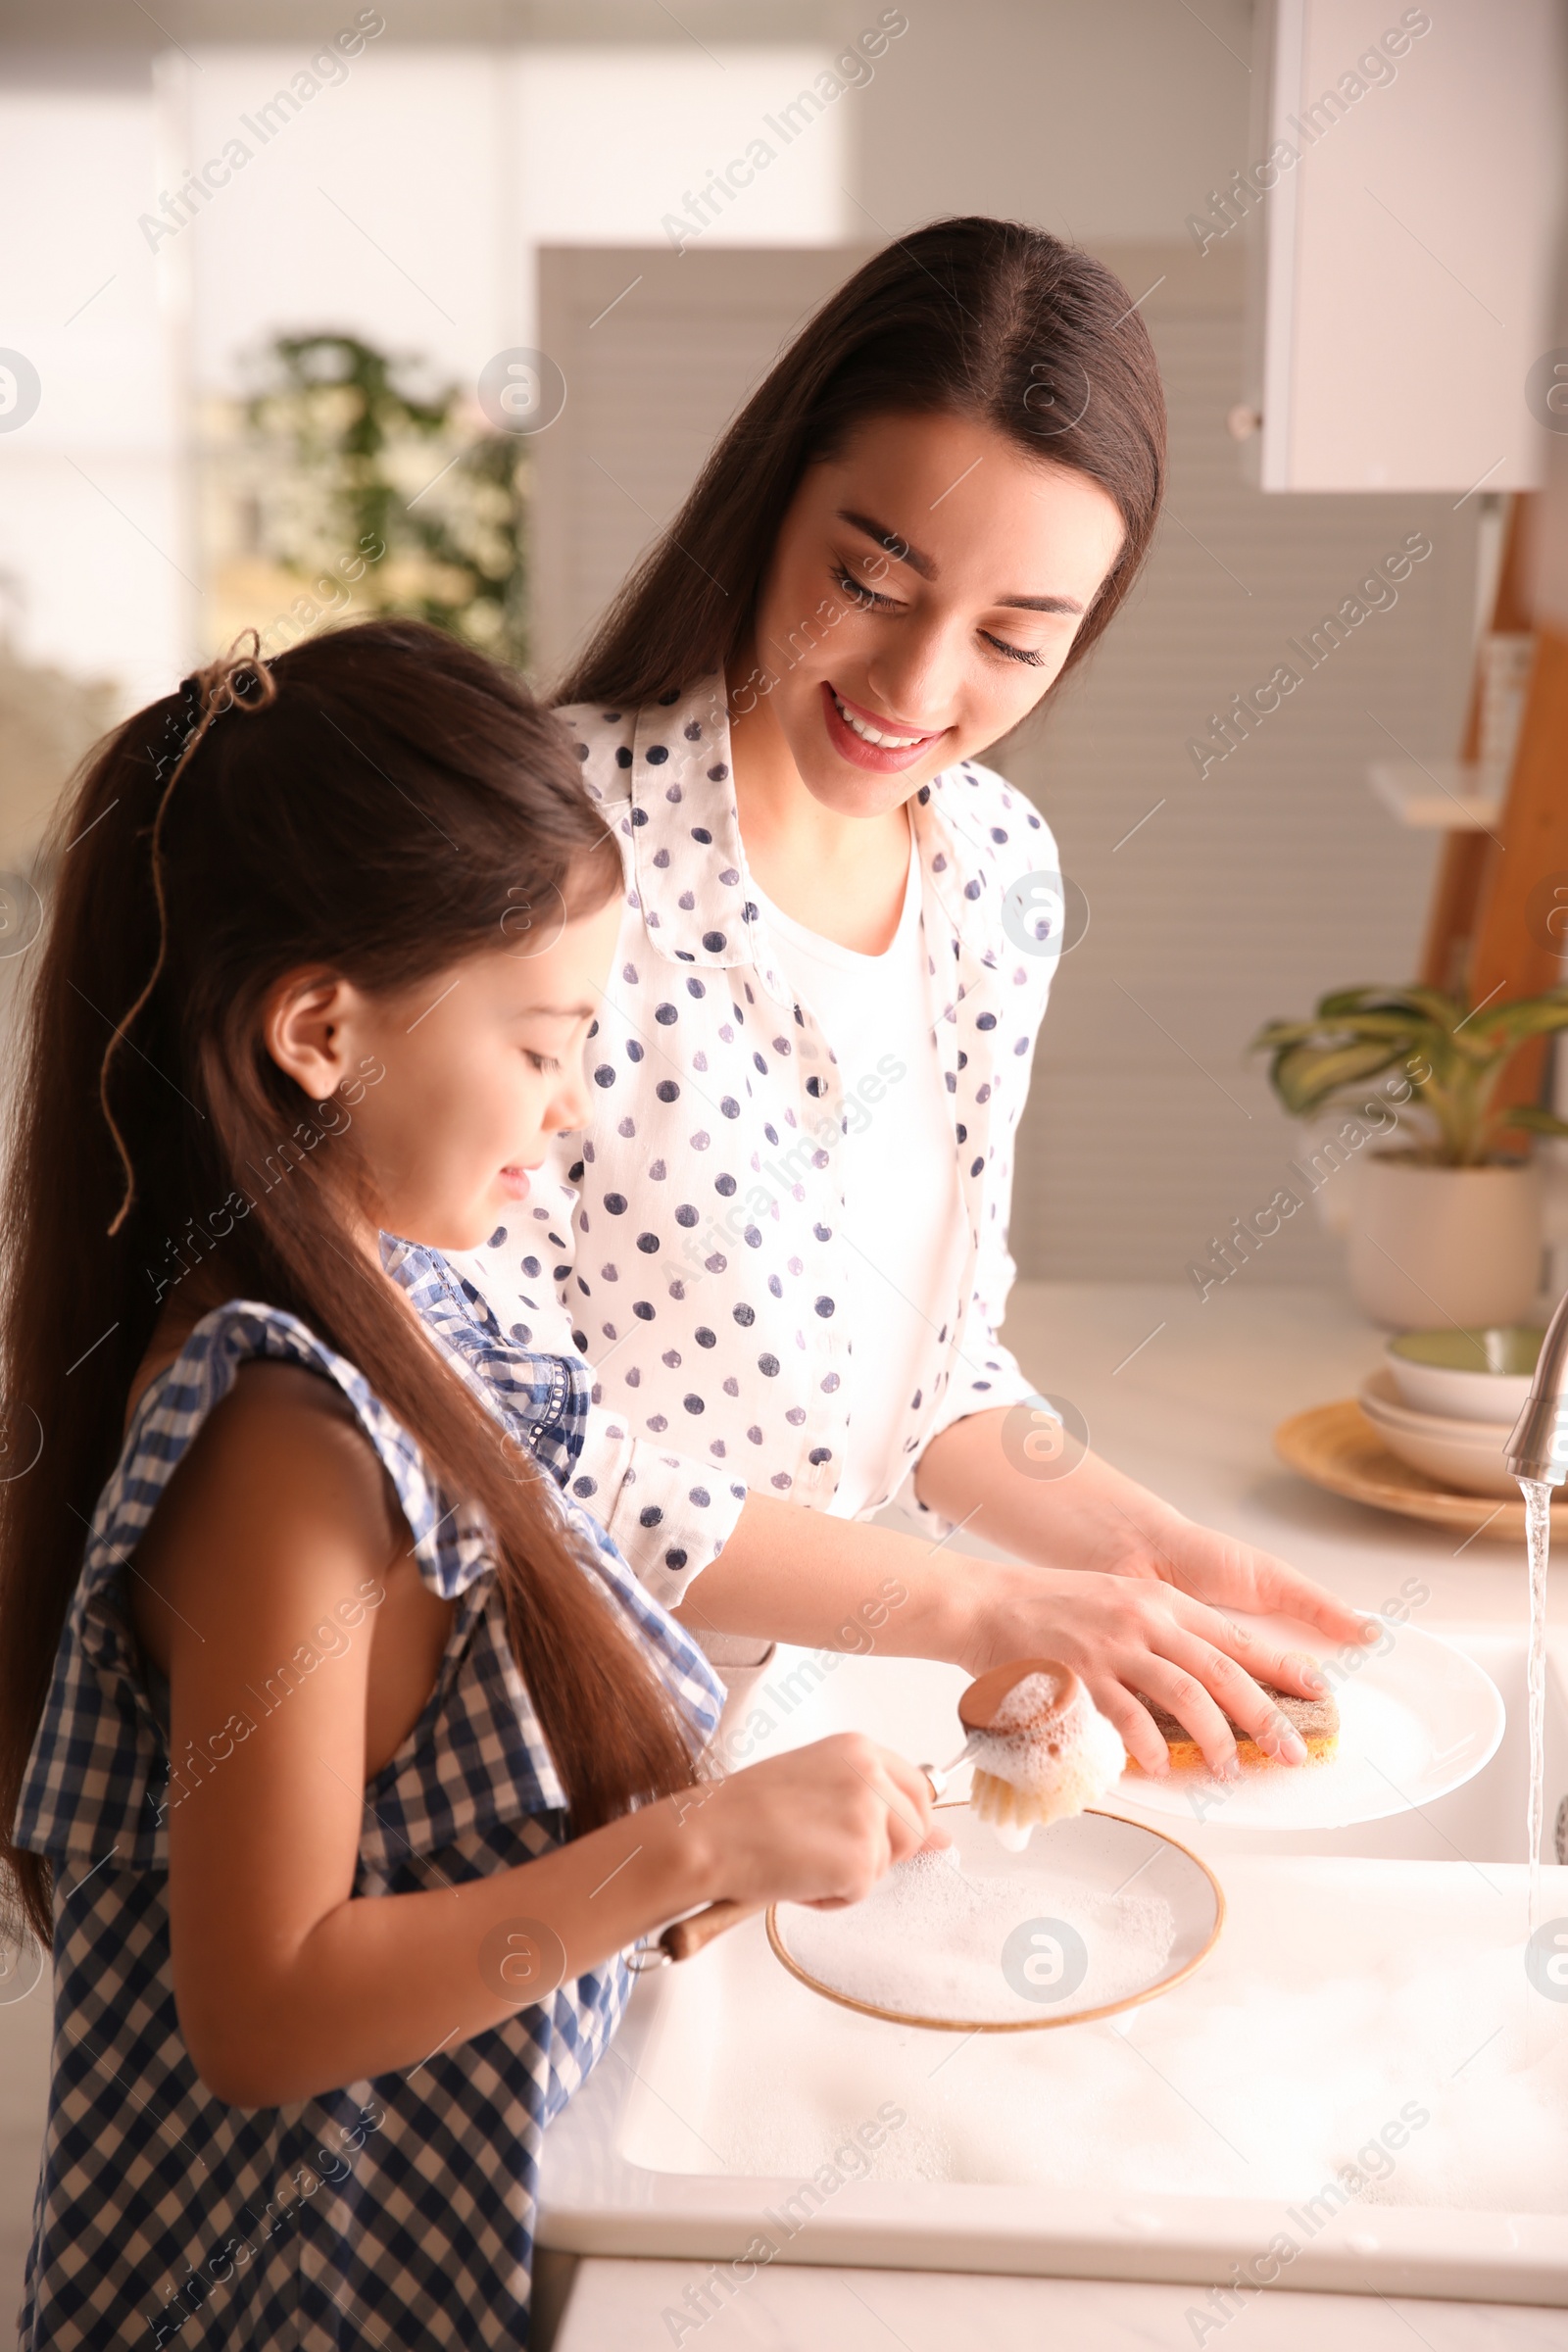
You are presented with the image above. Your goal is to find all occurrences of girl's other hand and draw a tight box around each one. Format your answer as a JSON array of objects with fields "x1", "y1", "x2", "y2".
[{"x1": 689, "y1": 1734, "x2": 947, "y2": 1914}]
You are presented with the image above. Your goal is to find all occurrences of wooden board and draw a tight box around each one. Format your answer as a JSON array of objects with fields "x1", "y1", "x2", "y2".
[
  {"x1": 1468, "y1": 621, "x2": 1568, "y2": 1125},
  {"x1": 1418, "y1": 491, "x2": 1535, "y2": 997},
  {"x1": 1416, "y1": 483, "x2": 1568, "y2": 1133},
  {"x1": 1274, "y1": 1398, "x2": 1568, "y2": 1543}
]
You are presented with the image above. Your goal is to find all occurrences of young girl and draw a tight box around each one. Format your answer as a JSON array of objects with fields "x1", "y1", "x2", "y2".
[
  {"x1": 465, "y1": 216, "x2": 1372, "y2": 1774},
  {"x1": 0, "y1": 619, "x2": 937, "y2": 2349}
]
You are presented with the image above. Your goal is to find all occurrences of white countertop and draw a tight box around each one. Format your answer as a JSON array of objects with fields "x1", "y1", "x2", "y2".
[{"x1": 555, "y1": 2255, "x2": 1567, "y2": 2350}]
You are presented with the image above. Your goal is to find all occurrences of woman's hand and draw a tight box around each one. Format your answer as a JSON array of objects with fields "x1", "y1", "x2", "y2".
[
  {"x1": 1084, "y1": 1496, "x2": 1374, "y2": 1647},
  {"x1": 687, "y1": 1734, "x2": 947, "y2": 1913},
  {"x1": 681, "y1": 1488, "x2": 1372, "y2": 1778},
  {"x1": 916, "y1": 1408, "x2": 1375, "y2": 1651},
  {"x1": 940, "y1": 1553, "x2": 1338, "y2": 1780}
]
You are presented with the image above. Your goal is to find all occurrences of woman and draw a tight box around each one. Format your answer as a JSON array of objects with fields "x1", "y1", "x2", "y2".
[{"x1": 466, "y1": 217, "x2": 1369, "y2": 1776}]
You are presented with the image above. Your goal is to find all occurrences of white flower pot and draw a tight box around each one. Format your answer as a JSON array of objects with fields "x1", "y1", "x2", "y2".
[{"x1": 1346, "y1": 1153, "x2": 1544, "y2": 1330}]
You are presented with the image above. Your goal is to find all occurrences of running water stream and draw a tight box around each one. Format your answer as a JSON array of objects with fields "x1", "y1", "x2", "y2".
[{"x1": 1518, "y1": 1475, "x2": 1552, "y2": 1938}]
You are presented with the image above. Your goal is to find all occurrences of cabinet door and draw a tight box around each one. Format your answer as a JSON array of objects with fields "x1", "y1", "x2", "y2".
[{"x1": 1237, "y1": 0, "x2": 1563, "y2": 493}]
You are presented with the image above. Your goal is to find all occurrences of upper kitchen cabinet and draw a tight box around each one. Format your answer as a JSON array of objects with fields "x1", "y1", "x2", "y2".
[{"x1": 1222, "y1": 0, "x2": 1566, "y2": 492}]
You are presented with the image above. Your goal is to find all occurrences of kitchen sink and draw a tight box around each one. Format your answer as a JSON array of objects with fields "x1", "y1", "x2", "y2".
[{"x1": 541, "y1": 1628, "x2": 1568, "y2": 2306}]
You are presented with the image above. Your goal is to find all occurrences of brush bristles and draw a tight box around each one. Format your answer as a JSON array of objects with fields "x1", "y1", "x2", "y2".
[{"x1": 970, "y1": 1767, "x2": 1076, "y2": 1832}]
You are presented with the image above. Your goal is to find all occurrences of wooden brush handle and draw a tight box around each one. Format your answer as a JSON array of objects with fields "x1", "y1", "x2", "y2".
[{"x1": 659, "y1": 1897, "x2": 763, "y2": 1963}]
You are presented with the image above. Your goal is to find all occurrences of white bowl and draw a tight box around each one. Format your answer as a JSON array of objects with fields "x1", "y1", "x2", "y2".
[
  {"x1": 1384, "y1": 1325, "x2": 1542, "y2": 1424},
  {"x1": 1357, "y1": 1369, "x2": 1520, "y2": 1499},
  {"x1": 1359, "y1": 1368, "x2": 1495, "y2": 1435}
]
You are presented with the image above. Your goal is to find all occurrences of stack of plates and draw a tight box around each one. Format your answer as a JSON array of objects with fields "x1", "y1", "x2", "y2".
[
  {"x1": 1357, "y1": 1367, "x2": 1520, "y2": 1498},
  {"x1": 1356, "y1": 1324, "x2": 1554, "y2": 1501}
]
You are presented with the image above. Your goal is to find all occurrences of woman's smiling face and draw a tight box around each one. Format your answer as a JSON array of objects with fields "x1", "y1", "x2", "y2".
[{"x1": 731, "y1": 409, "x2": 1126, "y2": 819}]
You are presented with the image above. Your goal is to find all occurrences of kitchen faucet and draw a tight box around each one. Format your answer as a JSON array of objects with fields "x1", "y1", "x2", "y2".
[{"x1": 1506, "y1": 1286, "x2": 1568, "y2": 1484}]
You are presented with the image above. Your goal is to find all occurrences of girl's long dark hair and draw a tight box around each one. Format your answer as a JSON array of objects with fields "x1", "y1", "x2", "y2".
[
  {"x1": 1, "y1": 616, "x2": 698, "y2": 1945},
  {"x1": 557, "y1": 216, "x2": 1166, "y2": 709}
]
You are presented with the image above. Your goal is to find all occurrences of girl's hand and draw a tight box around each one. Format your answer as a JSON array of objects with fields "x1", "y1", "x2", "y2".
[
  {"x1": 948, "y1": 1557, "x2": 1336, "y2": 1780},
  {"x1": 689, "y1": 1734, "x2": 947, "y2": 1912}
]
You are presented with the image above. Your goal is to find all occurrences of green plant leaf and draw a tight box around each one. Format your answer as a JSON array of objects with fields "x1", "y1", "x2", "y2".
[
  {"x1": 242, "y1": 330, "x2": 529, "y2": 668},
  {"x1": 1268, "y1": 1039, "x2": 1406, "y2": 1114},
  {"x1": 1250, "y1": 1017, "x2": 1325, "y2": 1050},
  {"x1": 1317, "y1": 983, "x2": 1459, "y2": 1025},
  {"x1": 1468, "y1": 993, "x2": 1568, "y2": 1049},
  {"x1": 1498, "y1": 1105, "x2": 1568, "y2": 1138},
  {"x1": 1251, "y1": 1012, "x2": 1433, "y2": 1054},
  {"x1": 1251, "y1": 976, "x2": 1568, "y2": 1159},
  {"x1": 1326, "y1": 1012, "x2": 1435, "y2": 1043}
]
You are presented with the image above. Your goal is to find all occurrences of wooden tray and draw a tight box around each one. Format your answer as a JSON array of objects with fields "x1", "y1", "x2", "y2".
[{"x1": 1274, "y1": 1398, "x2": 1568, "y2": 1543}]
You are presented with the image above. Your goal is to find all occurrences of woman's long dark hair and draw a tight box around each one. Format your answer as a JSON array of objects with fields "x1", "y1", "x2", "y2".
[
  {"x1": 558, "y1": 216, "x2": 1166, "y2": 709},
  {"x1": 0, "y1": 616, "x2": 699, "y2": 1945}
]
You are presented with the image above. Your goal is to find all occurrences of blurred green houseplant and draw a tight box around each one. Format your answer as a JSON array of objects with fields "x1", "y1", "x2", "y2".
[
  {"x1": 244, "y1": 331, "x2": 527, "y2": 666},
  {"x1": 1251, "y1": 983, "x2": 1568, "y2": 1166}
]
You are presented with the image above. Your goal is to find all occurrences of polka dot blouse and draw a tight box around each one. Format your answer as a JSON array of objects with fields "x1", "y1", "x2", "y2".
[{"x1": 454, "y1": 675, "x2": 1059, "y2": 1612}]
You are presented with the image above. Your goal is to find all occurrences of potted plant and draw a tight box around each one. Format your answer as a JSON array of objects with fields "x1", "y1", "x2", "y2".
[{"x1": 1251, "y1": 984, "x2": 1568, "y2": 1328}]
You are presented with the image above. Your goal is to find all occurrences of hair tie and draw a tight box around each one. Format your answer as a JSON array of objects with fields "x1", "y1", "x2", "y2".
[{"x1": 100, "y1": 630, "x2": 279, "y2": 1237}]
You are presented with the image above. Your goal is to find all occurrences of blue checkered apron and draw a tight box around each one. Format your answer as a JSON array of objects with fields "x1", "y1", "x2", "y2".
[{"x1": 12, "y1": 1241, "x2": 722, "y2": 2349}]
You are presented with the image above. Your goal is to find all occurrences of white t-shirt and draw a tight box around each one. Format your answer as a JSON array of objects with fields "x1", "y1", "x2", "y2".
[{"x1": 752, "y1": 834, "x2": 968, "y2": 1518}]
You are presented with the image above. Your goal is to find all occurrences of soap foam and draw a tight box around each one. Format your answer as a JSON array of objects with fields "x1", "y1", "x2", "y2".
[
  {"x1": 779, "y1": 1846, "x2": 1176, "y2": 2025},
  {"x1": 696, "y1": 1868, "x2": 1568, "y2": 2213},
  {"x1": 965, "y1": 1672, "x2": 1126, "y2": 1843}
]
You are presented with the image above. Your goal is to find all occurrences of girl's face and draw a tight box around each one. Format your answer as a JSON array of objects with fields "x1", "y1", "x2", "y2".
[
  {"x1": 732, "y1": 409, "x2": 1126, "y2": 819},
  {"x1": 264, "y1": 893, "x2": 621, "y2": 1255}
]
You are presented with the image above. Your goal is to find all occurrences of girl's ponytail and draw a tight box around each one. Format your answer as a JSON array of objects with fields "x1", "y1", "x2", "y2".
[{"x1": 0, "y1": 618, "x2": 694, "y2": 1949}]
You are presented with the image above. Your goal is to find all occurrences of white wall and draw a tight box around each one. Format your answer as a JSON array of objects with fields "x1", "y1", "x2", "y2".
[{"x1": 843, "y1": 0, "x2": 1261, "y2": 244}]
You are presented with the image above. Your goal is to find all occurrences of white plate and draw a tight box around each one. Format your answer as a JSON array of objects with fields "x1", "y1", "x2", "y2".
[
  {"x1": 1357, "y1": 1370, "x2": 1521, "y2": 1499},
  {"x1": 769, "y1": 1804, "x2": 1222, "y2": 2031},
  {"x1": 1109, "y1": 1610, "x2": 1505, "y2": 1832},
  {"x1": 1359, "y1": 1364, "x2": 1513, "y2": 1438}
]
